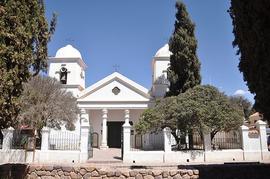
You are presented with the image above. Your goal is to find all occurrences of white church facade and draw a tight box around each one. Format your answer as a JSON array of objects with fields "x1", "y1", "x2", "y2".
[
  {"x1": 1, "y1": 44, "x2": 269, "y2": 164},
  {"x1": 48, "y1": 44, "x2": 171, "y2": 150}
]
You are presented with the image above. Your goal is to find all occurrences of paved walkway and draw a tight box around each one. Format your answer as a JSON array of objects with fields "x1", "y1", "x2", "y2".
[{"x1": 87, "y1": 148, "x2": 123, "y2": 163}]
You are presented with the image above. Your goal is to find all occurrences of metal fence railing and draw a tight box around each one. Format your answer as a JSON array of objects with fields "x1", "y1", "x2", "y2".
[
  {"x1": 129, "y1": 130, "x2": 242, "y2": 151},
  {"x1": 135, "y1": 134, "x2": 143, "y2": 149},
  {"x1": 191, "y1": 133, "x2": 204, "y2": 150},
  {"x1": 12, "y1": 130, "x2": 33, "y2": 149},
  {"x1": 212, "y1": 130, "x2": 242, "y2": 149},
  {"x1": 131, "y1": 132, "x2": 164, "y2": 151},
  {"x1": 171, "y1": 131, "x2": 204, "y2": 151},
  {"x1": 0, "y1": 131, "x2": 3, "y2": 149},
  {"x1": 49, "y1": 131, "x2": 80, "y2": 150},
  {"x1": 148, "y1": 132, "x2": 164, "y2": 150}
]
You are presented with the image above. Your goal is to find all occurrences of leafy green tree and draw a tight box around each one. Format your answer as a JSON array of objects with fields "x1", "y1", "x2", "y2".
[
  {"x1": 136, "y1": 85, "x2": 243, "y2": 143},
  {"x1": 229, "y1": 0, "x2": 270, "y2": 120},
  {"x1": 0, "y1": 0, "x2": 56, "y2": 129},
  {"x1": 167, "y1": 1, "x2": 201, "y2": 96},
  {"x1": 17, "y1": 76, "x2": 79, "y2": 131}
]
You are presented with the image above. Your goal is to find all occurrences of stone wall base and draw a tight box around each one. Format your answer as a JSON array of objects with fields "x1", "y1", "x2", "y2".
[{"x1": 25, "y1": 164, "x2": 199, "y2": 179}]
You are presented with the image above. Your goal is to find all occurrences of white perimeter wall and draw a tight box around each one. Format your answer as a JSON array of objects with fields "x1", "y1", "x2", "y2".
[
  {"x1": 0, "y1": 150, "x2": 85, "y2": 164},
  {"x1": 124, "y1": 150, "x2": 270, "y2": 164}
]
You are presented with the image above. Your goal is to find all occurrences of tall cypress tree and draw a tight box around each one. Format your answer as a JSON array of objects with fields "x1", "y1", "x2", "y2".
[
  {"x1": 0, "y1": 0, "x2": 56, "y2": 129},
  {"x1": 167, "y1": 1, "x2": 201, "y2": 96},
  {"x1": 229, "y1": 0, "x2": 270, "y2": 120}
]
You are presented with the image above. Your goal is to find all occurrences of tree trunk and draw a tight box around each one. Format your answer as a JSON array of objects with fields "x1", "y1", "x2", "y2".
[
  {"x1": 188, "y1": 130, "x2": 193, "y2": 149},
  {"x1": 171, "y1": 131, "x2": 180, "y2": 150}
]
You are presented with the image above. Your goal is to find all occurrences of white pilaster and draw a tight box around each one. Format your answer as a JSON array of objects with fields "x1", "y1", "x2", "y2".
[
  {"x1": 240, "y1": 124, "x2": 262, "y2": 161},
  {"x1": 100, "y1": 108, "x2": 108, "y2": 149},
  {"x1": 163, "y1": 127, "x2": 172, "y2": 152},
  {"x1": 256, "y1": 120, "x2": 268, "y2": 160},
  {"x1": 80, "y1": 113, "x2": 90, "y2": 162},
  {"x1": 240, "y1": 125, "x2": 250, "y2": 153},
  {"x1": 80, "y1": 108, "x2": 90, "y2": 152},
  {"x1": 41, "y1": 127, "x2": 50, "y2": 151},
  {"x1": 2, "y1": 127, "x2": 14, "y2": 150},
  {"x1": 124, "y1": 109, "x2": 130, "y2": 125},
  {"x1": 80, "y1": 108, "x2": 88, "y2": 121}
]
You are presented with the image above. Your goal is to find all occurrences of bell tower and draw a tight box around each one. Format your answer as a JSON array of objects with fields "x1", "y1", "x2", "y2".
[
  {"x1": 48, "y1": 44, "x2": 87, "y2": 97},
  {"x1": 151, "y1": 44, "x2": 171, "y2": 98}
]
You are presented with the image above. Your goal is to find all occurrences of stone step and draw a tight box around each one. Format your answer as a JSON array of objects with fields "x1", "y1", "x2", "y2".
[{"x1": 87, "y1": 160, "x2": 123, "y2": 164}]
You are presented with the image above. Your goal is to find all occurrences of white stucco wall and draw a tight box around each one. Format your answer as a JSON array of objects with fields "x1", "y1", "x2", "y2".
[
  {"x1": 0, "y1": 150, "x2": 84, "y2": 164},
  {"x1": 124, "y1": 151, "x2": 165, "y2": 163},
  {"x1": 205, "y1": 149, "x2": 244, "y2": 162},
  {"x1": 64, "y1": 87, "x2": 82, "y2": 98},
  {"x1": 164, "y1": 150, "x2": 205, "y2": 163}
]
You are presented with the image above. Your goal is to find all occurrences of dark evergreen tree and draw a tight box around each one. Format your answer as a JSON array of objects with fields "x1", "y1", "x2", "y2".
[
  {"x1": 0, "y1": 0, "x2": 56, "y2": 129},
  {"x1": 167, "y1": 1, "x2": 201, "y2": 96},
  {"x1": 229, "y1": 0, "x2": 270, "y2": 120}
]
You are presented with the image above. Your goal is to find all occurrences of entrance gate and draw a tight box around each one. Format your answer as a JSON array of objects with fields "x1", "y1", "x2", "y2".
[
  {"x1": 107, "y1": 122, "x2": 124, "y2": 148},
  {"x1": 88, "y1": 126, "x2": 93, "y2": 158},
  {"x1": 121, "y1": 127, "x2": 123, "y2": 159}
]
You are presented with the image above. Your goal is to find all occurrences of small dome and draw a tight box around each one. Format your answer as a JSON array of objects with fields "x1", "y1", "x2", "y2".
[
  {"x1": 154, "y1": 44, "x2": 172, "y2": 58},
  {"x1": 55, "y1": 44, "x2": 82, "y2": 59}
]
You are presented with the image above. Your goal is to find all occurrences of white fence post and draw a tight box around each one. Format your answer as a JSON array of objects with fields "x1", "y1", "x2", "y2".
[
  {"x1": 203, "y1": 133, "x2": 211, "y2": 151},
  {"x1": 163, "y1": 127, "x2": 172, "y2": 152},
  {"x1": 256, "y1": 120, "x2": 268, "y2": 160},
  {"x1": 203, "y1": 133, "x2": 211, "y2": 162},
  {"x1": 41, "y1": 127, "x2": 49, "y2": 151},
  {"x1": 2, "y1": 127, "x2": 14, "y2": 150},
  {"x1": 123, "y1": 122, "x2": 131, "y2": 161},
  {"x1": 123, "y1": 109, "x2": 131, "y2": 158},
  {"x1": 240, "y1": 125, "x2": 250, "y2": 161}
]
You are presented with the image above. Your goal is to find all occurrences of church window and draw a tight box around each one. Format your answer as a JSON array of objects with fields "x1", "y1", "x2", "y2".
[
  {"x1": 112, "y1": 87, "x2": 120, "y2": 95},
  {"x1": 162, "y1": 70, "x2": 167, "y2": 77},
  {"x1": 80, "y1": 71, "x2": 84, "y2": 79},
  {"x1": 91, "y1": 132, "x2": 99, "y2": 148},
  {"x1": 60, "y1": 67, "x2": 68, "y2": 84}
]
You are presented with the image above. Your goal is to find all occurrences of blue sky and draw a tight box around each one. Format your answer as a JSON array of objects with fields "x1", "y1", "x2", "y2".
[{"x1": 45, "y1": 0, "x2": 254, "y2": 102}]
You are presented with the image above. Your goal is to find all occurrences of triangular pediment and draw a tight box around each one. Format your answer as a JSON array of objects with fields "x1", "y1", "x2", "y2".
[{"x1": 78, "y1": 72, "x2": 150, "y2": 102}]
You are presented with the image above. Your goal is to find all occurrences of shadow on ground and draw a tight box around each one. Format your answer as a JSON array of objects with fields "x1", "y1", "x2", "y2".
[
  {"x1": 0, "y1": 164, "x2": 28, "y2": 179},
  {"x1": 179, "y1": 163, "x2": 270, "y2": 179}
]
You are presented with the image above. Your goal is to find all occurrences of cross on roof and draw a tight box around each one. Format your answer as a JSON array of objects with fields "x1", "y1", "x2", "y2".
[
  {"x1": 65, "y1": 38, "x2": 75, "y2": 44},
  {"x1": 113, "y1": 64, "x2": 120, "y2": 72}
]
